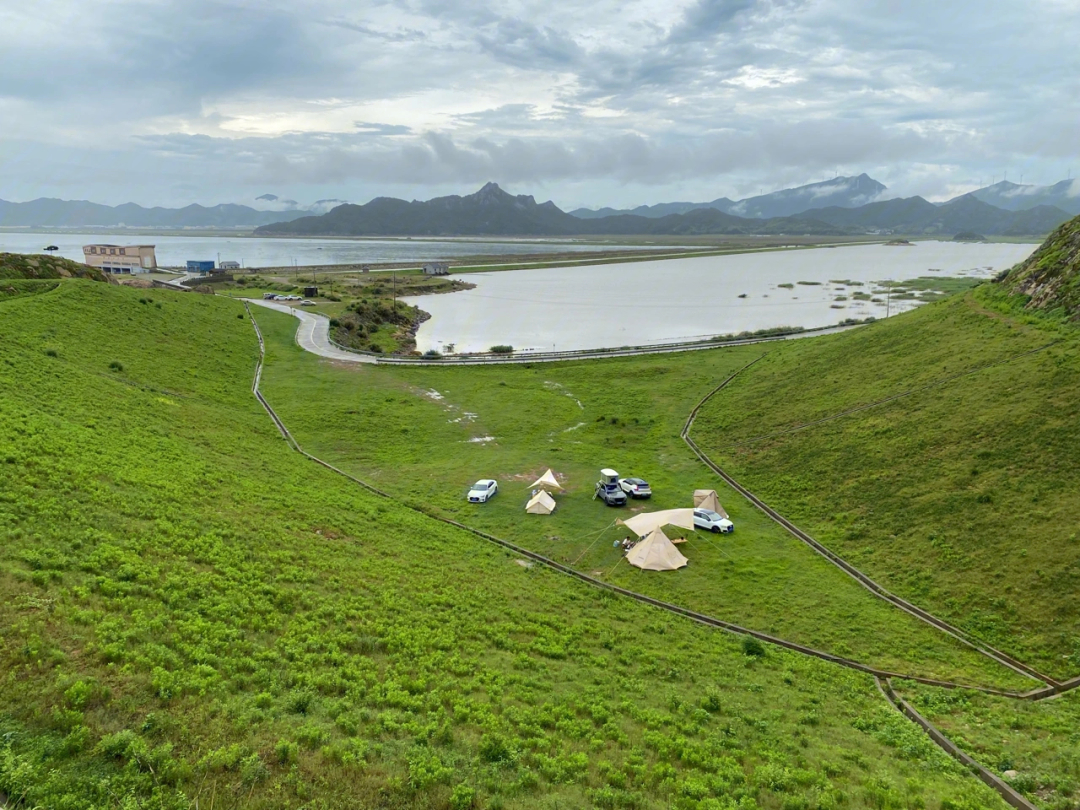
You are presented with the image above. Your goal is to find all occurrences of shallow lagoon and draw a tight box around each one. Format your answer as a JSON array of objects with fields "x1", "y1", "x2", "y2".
[{"x1": 405, "y1": 241, "x2": 1038, "y2": 353}]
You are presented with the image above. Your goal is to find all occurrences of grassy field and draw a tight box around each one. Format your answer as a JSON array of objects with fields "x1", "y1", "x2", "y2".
[
  {"x1": 688, "y1": 283, "x2": 1080, "y2": 679},
  {"x1": 0, "y1": 280, "x2": 1016, "y2": 808},
  {"x1": 899, "y1": 682, "x2": 1080, "y2": 810},
  {"x1": 251, "y1": 305, "x2": 1032, "y2": 692}
]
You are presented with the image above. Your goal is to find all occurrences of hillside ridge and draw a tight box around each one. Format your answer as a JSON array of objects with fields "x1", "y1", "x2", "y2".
[
  {"x1": 1001, "y1": 213, "x2": 1080, "y2": 317},
  {"x1": 0, "y1": 251, "x2": 113, "y2": 283}
]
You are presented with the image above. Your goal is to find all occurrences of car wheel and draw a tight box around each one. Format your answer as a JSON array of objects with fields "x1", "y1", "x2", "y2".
[{"x1": 711, "y1": 526, "x2": 721, "y2": 534}]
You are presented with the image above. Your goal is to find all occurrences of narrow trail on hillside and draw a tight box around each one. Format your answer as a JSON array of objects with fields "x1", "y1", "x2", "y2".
[
  {"x1": 244, "y1": 303, "x2": 1077, "y2": 810},
  {"x1": 681, "y1": 354, "x2": 1066, "y2": 689}
]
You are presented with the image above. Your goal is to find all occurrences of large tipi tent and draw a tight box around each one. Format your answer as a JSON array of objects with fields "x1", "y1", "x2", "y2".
[
  {"x1": 529, "y1": 469, "x2": 563, "y2": 492},
  {"x1": 525, "y1": 490, "x2": 557, "y2": 514},
  {"x1": 626, "y1": 527, "x2": 688, "y2": 571},
  {"x1": 617, "y1": 508, "x2": 695, "y2": 537},
  {"x1": 693, "y1": 489, "x2": 728, "y2": 518}
]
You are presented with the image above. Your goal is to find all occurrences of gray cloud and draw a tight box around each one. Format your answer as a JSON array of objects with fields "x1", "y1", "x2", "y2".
[{"x1": 0, "y1": 0, "x2": 1076, "y2": 207}]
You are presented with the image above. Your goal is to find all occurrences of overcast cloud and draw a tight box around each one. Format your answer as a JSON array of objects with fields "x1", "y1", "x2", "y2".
[{"x1": 0, "y1": 0, "x2": 1077, "y2": 208}]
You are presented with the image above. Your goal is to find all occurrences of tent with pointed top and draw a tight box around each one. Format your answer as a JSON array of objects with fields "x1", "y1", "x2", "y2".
[
  {"x1": 617, "y1": 508, "x2": 695, "y2": 537},
  {"x1": 529, "y1": 469, "x2": 563, "y2": 492},
  {"x1": 525, "y1": 490, "x2": 557, "y2": 515},
  {"x1": 693, "y1": 489, "x2": 728, "y2": 518},
  {"x1": 625, "y1": 527, "x2": 688, "y2": 571}
]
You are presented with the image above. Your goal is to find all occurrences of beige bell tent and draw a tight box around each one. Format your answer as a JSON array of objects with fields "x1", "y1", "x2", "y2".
[
  {"x1": 693, "y1": 489, "x2": 728, "y2": 518},
  {"x1": 525, "y1": 490, "x2": 557, "y2": 515},
  {"x1": 626, "y1": 527, "x2": 688, "y2": 571},
  {"x1": 617, "y1": 508, "x2": 695, "y2": 537},
  {"x1": 529, "y1": 469, "x2": 563, "y2": 492}
]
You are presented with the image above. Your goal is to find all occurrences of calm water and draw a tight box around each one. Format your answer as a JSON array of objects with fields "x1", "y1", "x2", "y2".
[
  {"x1": 404, "y1": 242, "x2": 1038, "y2": 353},
  {"x1": 0, "y1": 231, "x2": 664, "y2": 268}
]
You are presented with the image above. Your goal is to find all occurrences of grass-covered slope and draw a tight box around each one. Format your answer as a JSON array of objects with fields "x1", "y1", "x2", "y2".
[
  {"x1": 690, "y1": 285, "x2": 1080, "y2": 678},
  {"x1": 0, "y1": 283, "x2": 1008, "y2": 808},
  {"x1": 0, "y1": 251, "x2": 112, "y2": 282},
  {"x1": 1003, "y1": 213, "x2": 1080, "y2": 318},
  {"x1": 252, "y1": 307, "x2": 1030, "y2": 692},
  {"x1": 902, "y1": 682, "x2": 1080, "y2": 810}
]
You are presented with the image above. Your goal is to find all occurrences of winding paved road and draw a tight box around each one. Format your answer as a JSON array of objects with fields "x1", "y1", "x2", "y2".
[
  {"x1": 244, "y1": 296, "x2": 860, "y2": 366},
  {"x1": 244, "y1": 298, "x2": 376, "y2": 363}
]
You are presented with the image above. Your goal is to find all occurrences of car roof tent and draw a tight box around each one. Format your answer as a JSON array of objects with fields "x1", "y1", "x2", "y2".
[
  {"x1": 525, "y1": 490, "x2": 557, "y2": 514},
  {"x1": 529, "y1": 469, "x2": 563, "y2": 492},
  {"x1": 626, "y1": 527, "x2": 689, "y2": 571},
  {"x1": 693, "y1": 489, "x2": 728, "y2": 518},
  {"x1": 617, "y1": 508, "x2": 696, "y2": 537}
]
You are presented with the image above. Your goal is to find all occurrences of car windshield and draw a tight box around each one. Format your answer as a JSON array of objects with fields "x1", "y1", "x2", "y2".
[{"x1": 699, "y1": 510, "x2": 720, "y2": 520}]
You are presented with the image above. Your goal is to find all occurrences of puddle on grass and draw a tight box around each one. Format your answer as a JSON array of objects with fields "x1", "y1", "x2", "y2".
[
  {"x1": 544, "y1": 381, "x2": 585, "y2": 410},
  {"x1": 466, "y1": 436, "x2": 496, "y2": 443}
]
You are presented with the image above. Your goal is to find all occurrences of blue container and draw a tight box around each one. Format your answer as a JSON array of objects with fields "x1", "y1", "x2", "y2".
[{"x1": 186, "y1": 260, "x2": 215, "y2": 274}]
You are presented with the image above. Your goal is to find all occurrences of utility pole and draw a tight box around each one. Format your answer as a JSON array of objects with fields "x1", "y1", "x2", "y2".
[{"x1": 393, "y1": 272, "x2": 397, "y2": 312}]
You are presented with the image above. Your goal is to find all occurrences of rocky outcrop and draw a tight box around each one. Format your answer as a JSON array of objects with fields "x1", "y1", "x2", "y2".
[
  {"x1": 0, "y1": 252, "x2": 114, "y2": 283},
  {"x1": 1000, "y1": 214, "x2": 1080, "y2": 318}
]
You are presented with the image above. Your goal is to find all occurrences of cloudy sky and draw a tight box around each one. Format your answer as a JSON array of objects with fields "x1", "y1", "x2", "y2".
[{"x1": 1, "y1": 0, "x2": 1077, "y2": 209}]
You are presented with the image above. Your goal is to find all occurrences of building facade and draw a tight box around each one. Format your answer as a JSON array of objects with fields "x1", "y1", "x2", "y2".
[
  {"x1": 186, "y1": 260, "x2": 216, "y2": 274},
  {"x1": 83, "y1": 244, "x2": 157, "y2": 274},
  {"x1": 423, "y1": 262, "x2": 450, "y2": 275}
]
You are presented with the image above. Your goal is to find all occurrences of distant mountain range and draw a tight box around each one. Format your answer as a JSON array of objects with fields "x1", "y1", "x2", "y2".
[
  {"x1": 0, "y1": 198, "x2": 313, "y2": 228},
  {"x1": 4, "y1": 174, "x2": 1077, "y2": 235},
  {"x1": 570, "y1": 174, "x2": 887, "y2": 220},
  {"x1": 256, "y1": 182, "x2": 1072, "y2": 238},
  {"x1": 964, "y1": 179, "x2": 1080, "y2": 214}
]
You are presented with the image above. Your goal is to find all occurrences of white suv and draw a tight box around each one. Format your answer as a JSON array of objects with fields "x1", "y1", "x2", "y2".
[
  {"x1": 694, "y1": 508, "x2": 734, "y2": 533},
  {"x1": 467, "y1": 479, "x2": 498, "y2": 503}
]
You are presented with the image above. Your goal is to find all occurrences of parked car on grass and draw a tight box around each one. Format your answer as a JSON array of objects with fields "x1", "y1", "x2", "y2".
[
  {"x1": 595, "y1": 468, "x2": 628, "y2": 507},
  {"x1": 693, "y1": 508, "x2": 733, "y2": 533},
  {"x1": 299, "y1": 300, "x2": 316, "y2": 306},
  {"x1": 619, "y1": 477, "x2": 652, "y2": 499},
  {"x1": 467, "y1": 479, "x2": 498, "y2": 503}
]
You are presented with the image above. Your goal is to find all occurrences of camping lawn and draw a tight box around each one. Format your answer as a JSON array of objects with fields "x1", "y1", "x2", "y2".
[
  {"x1": 251, "y1": 306, "x2": 1033, "y2": 691},
  {"x1": 0, "y1": 279, "x2": 1013, "y2": 809}
]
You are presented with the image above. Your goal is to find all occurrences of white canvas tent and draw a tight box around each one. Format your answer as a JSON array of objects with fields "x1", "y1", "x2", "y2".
[
  {"x1": 525, "y1": 490, "x2": 557, "y2": 514},
  {"x1": 529, "y1": 469, "x2": 563, "y2": 492},
  {"x1": 693, "y1": 489, "x2": 728, "y2": 518},
  {"x1": 626, "y1": 527, "x2": 688, "y2": 571},
  {"x1": 617, "y1": 508, "x2": 695, "y2": 537}
]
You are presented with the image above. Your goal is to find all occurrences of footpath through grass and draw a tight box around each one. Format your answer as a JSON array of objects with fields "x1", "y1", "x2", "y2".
[
  {"x1": 252, "y1": 307, "x2": 1031, "y2": 692},
  {"x1": 900, "y1": 682, "x2": 1080, "y2": 810},
  {"x1": 689, "y1": 284, "x2": 1080, "y2": 680},
  {"x1": 0, "y1": 281, "x2": 1011, "y2": 808}
]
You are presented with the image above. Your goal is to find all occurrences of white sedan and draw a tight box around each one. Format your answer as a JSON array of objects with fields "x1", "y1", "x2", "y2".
[
  {"x1": 694, "y1": 508, "x2": 734, "y2": 533},
  {"x1": 467, "y1": 479, "x2": 498, "y2": 503}
]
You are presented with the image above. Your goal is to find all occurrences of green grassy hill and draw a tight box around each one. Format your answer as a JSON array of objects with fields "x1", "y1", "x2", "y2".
[
  {"x1": 0, "y1": 251, "x2": 112, "y2": 282},
  {"x1": 0, "y1": 283, "x2": 1009, "y2": 808},
  {"x1": 689, "y1": 280, "x2": 1080, "y2": 680}
]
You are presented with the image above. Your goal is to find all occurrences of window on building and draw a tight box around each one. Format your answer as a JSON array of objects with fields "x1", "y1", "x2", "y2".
[
  {"x1": 89, "y1": 247, "x2": 97, "y2": 254},
  {"x1": 119, "y1": 248, "x2": 126, "y2": 255}
]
